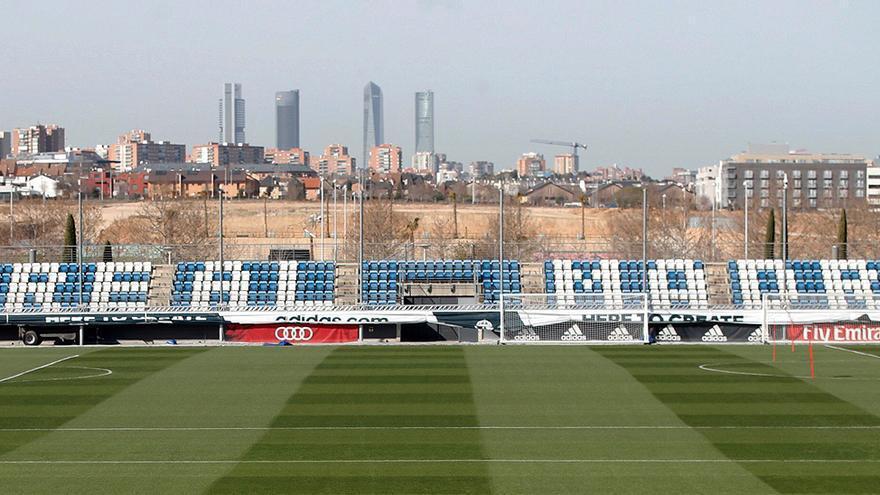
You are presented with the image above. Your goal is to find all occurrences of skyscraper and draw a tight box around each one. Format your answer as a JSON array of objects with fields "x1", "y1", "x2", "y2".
[
  {"x1": 362, "y1": 82, "x2": 383, "y2": 167},
  {"x1": 275, "y1": 90, "x2": 300, "y2": 149},
  {"x1": 0, "y1": 131, "x2": 11, "y2": 158},
  {"x1": 223, "y1": 83, "x2": 246, "y2": 144},
  {"x1": 415, "y1": 91, "x2": 434, "y2": 154}
]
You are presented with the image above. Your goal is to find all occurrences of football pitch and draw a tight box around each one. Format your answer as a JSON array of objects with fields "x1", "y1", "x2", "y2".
[{"x1": 1, "y1": 344, "x2": 879, "y2": 494}]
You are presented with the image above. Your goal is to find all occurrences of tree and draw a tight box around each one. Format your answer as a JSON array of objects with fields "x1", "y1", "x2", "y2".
[
  {"x1": 138, "y1": 198, "x2": 215, "y2": 260},
  {"x1": 63, "y1": 213, "x2": 76, "y2": 263},
  {"x1": 764, "y1": 209, "x2": 776, "y2": 259},
  {"x1": 405, "y1": 217, "x2": 420, "y2": 245},
  {"x1": 102, "y1": 240, "x2": 113, "y2": 262},
  {"x1": 579, "y1": 193, "x2": 588, "y2": 240},
  {"x1": 450, "y1": 191, "x2": 458, "y2": 239},
  {"x1": 837, "y1": 208, "x2": 847, "y2": 259}
]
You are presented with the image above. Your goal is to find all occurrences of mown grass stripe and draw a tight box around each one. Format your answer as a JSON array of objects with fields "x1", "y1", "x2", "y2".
[
  {"x1": 595, "y1": 346, "x2": 880, "y2": 494},
  {"x1": 289, "y1": 392, "x2": 472, "y2": 404},
  {"x1": 304, "y1": 374, "x2": 471, "y2": 385},
  {"x1": 207, "y1": 347, "x2": 492, "y2": 494},
  {"x1": 0, "y1": 348, "x2": 205, "y2": 458},
  {"x1": 655, "y1": 393, "x2": 840, "y2": 403}
]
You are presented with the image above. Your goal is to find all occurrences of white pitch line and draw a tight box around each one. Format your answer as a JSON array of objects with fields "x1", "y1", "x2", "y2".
[
  {"x1": 1, "y1": 425, "x2": 879, "y2": 433},
  {"x1": 0, "y1": 459, "x2": 878, "y2": 465},
  {"x1": 698, "y1": 362, "x2": 880, "y2": 381},
  {"x1": 825, "y1": 344, "x2": 880, "y2": 360},
  {"x1": 10, "y1": 366, "x2": 113, "y2": 384},
  {"x1": 0, "y1": 355, "x2": 79, "y2": 384},
  {"x1": 698, "y1": 363, "x2": 782, "y2": 378}
]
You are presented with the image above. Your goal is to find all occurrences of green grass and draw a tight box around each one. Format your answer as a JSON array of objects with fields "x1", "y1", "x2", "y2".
[{"x1": 0, "y1": 344, "x2": 878, "y2": 494}]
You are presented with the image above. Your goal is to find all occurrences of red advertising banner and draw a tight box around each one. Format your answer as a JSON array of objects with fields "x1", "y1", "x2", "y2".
[
  {"x1": 782, "y1": 322, "x2": 880, "y2": 343},
  {"x1": 225, "y1": 323, "x2": 359, "y2": 344}
]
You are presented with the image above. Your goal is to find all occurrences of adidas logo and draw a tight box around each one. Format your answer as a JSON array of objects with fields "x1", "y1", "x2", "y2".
[
  {"x1": 656, "y1": 324, "x2": 681, "y2": 342},
  {"x1": 747, "y1": 328, "x2": 763, "y2": 343},
  {"x1": 513, "y1": 329, "x2": 540, "y2": 341},
  {"x1": 607, "y1": 325, "x2": 634, "y2": 341},
  {"x1": 561, "y1": 324, "x2": 587, "y2": 341},
  {"x1": 701, "y1": 324, "x2": 728, "y2": 342}
]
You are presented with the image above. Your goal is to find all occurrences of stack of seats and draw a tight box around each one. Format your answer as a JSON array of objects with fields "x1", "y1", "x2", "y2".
[
  {"x1": 544, "y1": 259, "x2": 707, "y2": 308},
  {"x1": 360, "y1": 260, "x2": 402, "y2": 305},
  {"x1": 728, "y1": 260, "x2": 786, "y2": 308},
  {"x1": 0, "y1": 261, "x2": 151, "y2": 310},
  {"x1": 360, "y1": 259, "x2": 521, "y2": 305},
  {"x1": 544, "y1": 260, "x2": 605, "y2": 305},
  {"x1": 170, "y1": 260, "x2": 335, "y2": 307},
  {"x1": 728, "y1": 259, "x2": 880, "y2": 309},
  {"x1": 91, "y1": 262, "x2": 152, "y2": 308}
]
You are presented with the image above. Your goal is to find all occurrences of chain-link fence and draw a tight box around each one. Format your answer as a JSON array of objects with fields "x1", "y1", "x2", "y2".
[{"x1": 1, "y1": 237, "x2": 879, "y2": 265}]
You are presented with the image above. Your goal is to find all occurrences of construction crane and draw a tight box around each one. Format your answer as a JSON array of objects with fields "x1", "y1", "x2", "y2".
[{"x1": 531, "y1": 139, "x2": 588, "y2": 158}]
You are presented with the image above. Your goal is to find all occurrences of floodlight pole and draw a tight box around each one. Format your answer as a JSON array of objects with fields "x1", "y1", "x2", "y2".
[
  {"x1": 77, "y1": 179, "x2": 84, "y2": 312},
  {"x1": 333, "y1": 180, "x2": 338, "y2": 262},
  {"x1": 320, "y1": 176, "x2": 325, "y2": 261},
  {"x1": 711, "y1": 190, "x2": 716, "y2": 261},
  {"x1": 498, "y1": 179, "x2": 505, "y2": 344},
  {"x1": 358, "y1": 169, "x2": 365, "y2": 304},
  {"x1": 642, "y1": 188, "x2": 648, "y2": 298},
  {"x1": 743, "y1": 182, "x2": 749, "y2": 260},
  {"x1": 782, "y1": 173, "x2": 789, "y2": 262},
  {"x1": 8, "y1": 188, "x2": 13, "y2": 244},
  {"x1": 343, "y1": 183, "x2": 348, "y2": 256},
  {"x1": 219, "y1": 186, "x2": 225, "y2": 311}
]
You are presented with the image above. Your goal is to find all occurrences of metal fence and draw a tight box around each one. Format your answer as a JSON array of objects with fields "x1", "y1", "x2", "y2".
[{"x1": 0, "y1": 239, "x2": 878, "y2": 265}]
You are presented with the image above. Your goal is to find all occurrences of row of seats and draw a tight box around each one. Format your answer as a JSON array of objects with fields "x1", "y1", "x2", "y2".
[
  {"x1": 175, "y1": 260, "x2": 331, "y2": 272},
  {"x1": 729, "y1": 259, "x2": 880, "y2": 308},
  {"x1": 0, "y1": 262, "x2": 152, "y2": 310},
  {"x1": 0, "y1": 262, "x2": 152, "y2": 273},
  {"x1": 171, "y1": 261, "x2": 336, "y2": 307},
  {"x1": 544, "y1": 259, "x2": 708, "y2": 308},
  {"x1": 361, "y1": 260, "x2": 522, "y2": 305}
]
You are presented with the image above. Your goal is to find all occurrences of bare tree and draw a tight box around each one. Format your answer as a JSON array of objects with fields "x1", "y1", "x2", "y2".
[{"x1": 138, "y1": 199, "x2": 216, "y2": 260}]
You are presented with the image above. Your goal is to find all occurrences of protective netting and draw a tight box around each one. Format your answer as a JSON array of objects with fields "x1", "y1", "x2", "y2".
[{"x1": 502, "y1": 294, "x2": 648, "y2": 343}]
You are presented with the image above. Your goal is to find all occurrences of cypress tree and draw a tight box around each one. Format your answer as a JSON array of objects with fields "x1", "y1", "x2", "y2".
[
  {"x1": 764, "y1": 209, "x2": 775, "y2": 259},
  {"x1": 837, "y1": 209, "x2": 847, "y2": 259},
  {"x1": 102, "y1": 240, "x2": 113, "y2": 262},
  {"x1": 62, "y1": 213, "x2": 77, "y2": 263}
]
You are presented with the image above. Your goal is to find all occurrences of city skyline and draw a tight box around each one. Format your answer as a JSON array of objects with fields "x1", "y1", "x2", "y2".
[{"x1": 0, "y1": 1, "x2": 878, "y2": 175}]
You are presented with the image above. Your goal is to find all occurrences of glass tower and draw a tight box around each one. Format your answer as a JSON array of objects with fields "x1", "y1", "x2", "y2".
[
  {"x1": 362, "y1": 81, "x2": 384, "y2": 168},
  {"x1": 275, "y1": 90, "x2": 300, "y2": 149},
  {"x1": 415, "y1": 91, "x2": 434, "y2": 154}
]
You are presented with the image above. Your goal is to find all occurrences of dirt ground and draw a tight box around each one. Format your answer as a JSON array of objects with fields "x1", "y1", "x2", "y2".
[{"x1": 95, "y1": 199, "x2": 613, "y2": 239}]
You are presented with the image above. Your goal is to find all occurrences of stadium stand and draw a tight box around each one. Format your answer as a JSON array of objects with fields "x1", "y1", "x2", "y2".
[
  {"x1": 170, "y1": 260, "x2": 336, "y2": 307},
  {"x1": 3, "y1": 256, "x2": 880, "y2": 311},
  {"x1": 728, "y1": 259, "x2": 880, "y2": 309},
  {"x1": 0, "y1": 261, "x2": 151, "y2": 310},
  {"x1": 360, "y1": 259, "x2": 522, "y2": 305},
  {"x1": 543, "y1": 259, "x2": 708, "y2": 308}
]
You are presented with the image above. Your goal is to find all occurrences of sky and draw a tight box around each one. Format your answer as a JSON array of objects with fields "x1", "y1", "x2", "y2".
[{"x1": 1, "y1": 0, "x2": 879, "y2": 176}]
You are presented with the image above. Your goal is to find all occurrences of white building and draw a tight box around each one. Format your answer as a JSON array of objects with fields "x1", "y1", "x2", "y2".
[
  {"x1": 0, "y1": 175, "x2": 58, "y2": 199},
  {"x1": 411, "y1": 151, "x2": 438, "y2": 174},
  {"x1": 867, "y1": 161, "x2": 880, "y2": 207},
  {"x1": 694, "y1": 165, "x2": 720, "y2": 207},
  {"x1": 435, "y1": 169, "x2": 459, "y2": 184},
  {"x1": 26, "y1": 175, "x2": 59, "y2": 198}
]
